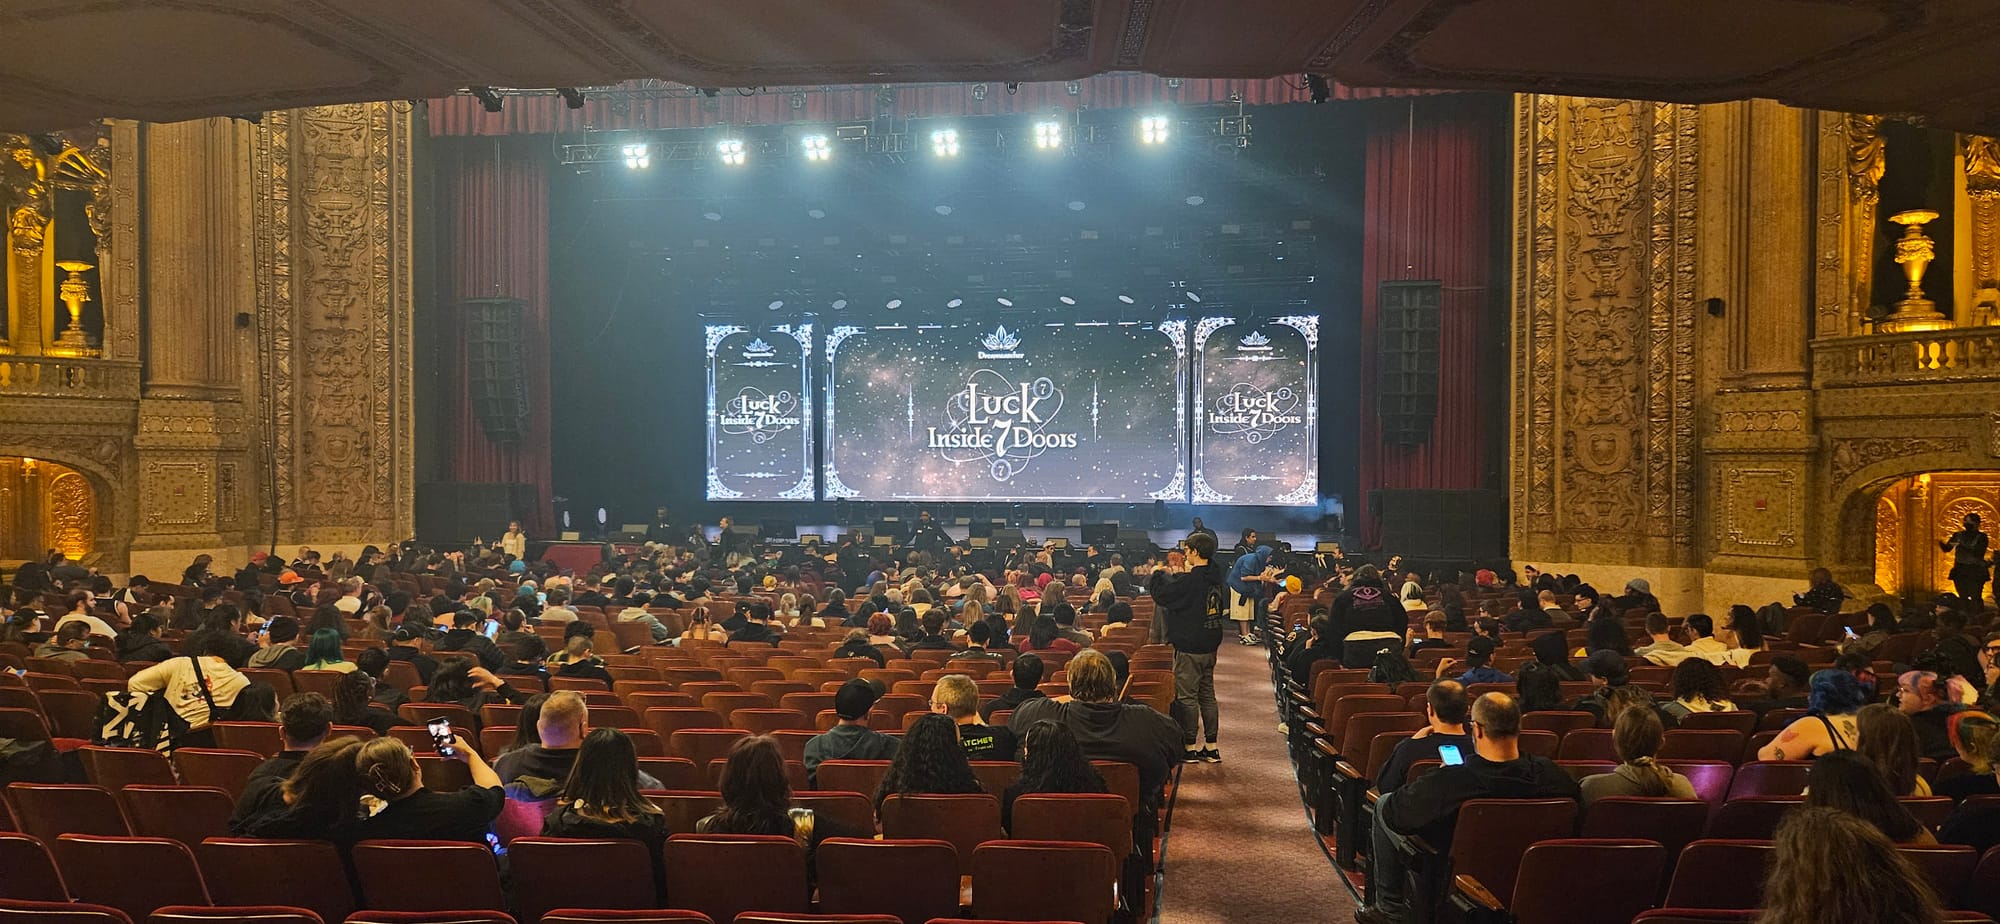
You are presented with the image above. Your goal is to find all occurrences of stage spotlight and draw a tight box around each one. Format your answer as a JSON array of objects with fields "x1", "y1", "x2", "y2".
[
  {"x1": 469, "y1": 86, "x2": 504, "y2": 113},
  {"x1": 931, "y1": 129, "x2": 960, "y2": 158},
  {"x1": 1118, "y1": 294, "x2": 1136, "y2": 304},
  {"x1": 831, "y1": 298, "x2": 849, "y2": 310},
  {"x1": 1034, "y1": 120, "x2": 1063, "y2": 150},
  {"x1": 996, "y1": 297, "x2": 1014, "y2": 307},
  {"x1": 947, "y1": 297, "x2": 964, "y2": 309},
  {"x1": 1140, "y1": 114, "x2": 1170, "y2": 144},
  {"x1": 715, "y1": 138, "x2": 747, "y2": 166},
  {"x1": 558, "y1": 87, "x2": 585, "y2": 109},
  {"x1": 1058, "y1": 295, "x2": 1076, "y2": 306},
  {"x1": 1067, "y1": 200, "x2": 1085, "y2": 211},
  {"x1": 1306, "y1": 73, "x2": 1331, "y2": 104},
  {"x1": 886, "y1": 298, "x2": 903, "y2": 310},
  {"x1": 621, "y1": 143, "x2": 651, "y2": 169},
  {"x1": 801, "y1": 134, "x2": 832, "y2": 162},
  {"x1": 1184, "y1": 195, "x2": 1206, "y2": 206},
  {"x1": 807, "y1": 206, "x2": 826, "y2": 219}
]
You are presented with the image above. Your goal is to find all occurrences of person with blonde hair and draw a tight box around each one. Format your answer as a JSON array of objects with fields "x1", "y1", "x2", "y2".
[
  {"x1": 1580, "y1": 706, "x2": 1696, "y2": 804},
  {"x1": 353, "y1": 734, "x2": 504, "y2": 843},
  {"x1": 931, "y1": 673, "x2": 1014, "y2": 760},
  {"x1": 1938, "y1": 712, "x2": 2000, "y2": 801},
  {"x1": 1757, "y1": 807, "x2": 1944, "y2": 924},
  {"x1": 1007, "y1": 648, "x2": 1181, "y2": 850}
]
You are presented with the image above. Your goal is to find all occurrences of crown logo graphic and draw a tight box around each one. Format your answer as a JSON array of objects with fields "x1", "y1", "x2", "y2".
[
  {"x1": 982, "y1": 325, "x2": 1021, "y2": 353},
  {"x1": 745, "y1": 338, "x2": 773, "y2": 354},
  {"x1": 1240, "y1": 331, "x2": 1271, "y2": 347}
]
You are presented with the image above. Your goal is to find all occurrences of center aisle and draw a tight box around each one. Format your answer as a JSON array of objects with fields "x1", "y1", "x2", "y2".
[{"x1": 1157, "y1": 640, "x2": 1355, "y2": 924}]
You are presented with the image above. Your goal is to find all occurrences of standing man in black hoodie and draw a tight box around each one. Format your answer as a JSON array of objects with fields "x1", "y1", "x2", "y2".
[{"x1": 1150, "y1": 531, "x2": 1227, "y2": 763}]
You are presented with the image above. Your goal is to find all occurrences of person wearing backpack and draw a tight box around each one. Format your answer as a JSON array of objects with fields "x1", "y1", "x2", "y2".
[
  {"x1": 1330, "y1": 564, "x2": 1406, "y2": 670},
  {"x1": 121, "y1": 634, "x2": 265, "y2": 748}
]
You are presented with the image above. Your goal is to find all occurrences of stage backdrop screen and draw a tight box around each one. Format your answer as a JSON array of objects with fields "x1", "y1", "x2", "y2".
[
  {"x1": 704, "y1": 323, "x2": 814, "y2": 500},
  {"x1": 1191, "y1": 315, "x2": 1320, "y2": 505},
  {"x1": 825, "y1": 319, "x2": 1187, "y2": 501}
]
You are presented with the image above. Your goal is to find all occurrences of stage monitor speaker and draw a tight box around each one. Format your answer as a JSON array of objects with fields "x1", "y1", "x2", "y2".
[
  {"x1": 989, "y1": 528, "x2": 1027, "y2": 548},
  {"x1": 1080, "y1": 523, "x2": 1118, "y2": 546},
  {"x1": 1377, "y1": 280, "x2": 1441, "y2": 446},
  {"x1": 462, "y1": 298, "x2": 530, "y2": 445},
  {"x1": 760, "y1": 518, "x2": 797, "y2": 539},
  {"x1": 416, "y1": 482, "x2": 535, "y2": 546},
  {"x1": 1370, "y1": 488, "x2": 1507, "y2": 562},
  {"x1": 1117, "y1": 528, "x2": 1154, "y2": 549},
  {"x1": 968, "y1": 520, "x2": 995, "y2": 538}
]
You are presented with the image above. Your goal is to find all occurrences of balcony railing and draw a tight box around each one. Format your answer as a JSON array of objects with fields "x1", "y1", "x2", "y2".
[
  {"x1": 0, "y1": 356, "x2": 141, "y2": 400},
  {"x1": 1812, "y1": 327, "x2": 2000, "y2": 387}
]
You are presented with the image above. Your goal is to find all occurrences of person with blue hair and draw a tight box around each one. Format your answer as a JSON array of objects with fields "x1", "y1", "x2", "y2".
[
  {"x1": 1226, "y1": 544, "x2": 1278, "y2": 646},
  {"x1": 1758, "y1": 668, "x2": 1870, "y2": 761}
]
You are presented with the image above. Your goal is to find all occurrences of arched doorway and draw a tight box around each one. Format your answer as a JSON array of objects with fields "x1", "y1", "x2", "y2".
[
  {"x1": 0, "y1": 456, "x2": 96, "y2": 564},
  {"x1": 1874, "y1": 471, "x2": 2000, "y2": 602}
]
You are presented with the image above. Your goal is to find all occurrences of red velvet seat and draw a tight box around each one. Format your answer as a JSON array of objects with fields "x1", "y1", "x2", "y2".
[
  {"x1": 790, "y1": 792, "x2": 877, "y2": 841},
  {"x1": 1478, "y1": 838, "x2": 1667, "y2": 924},
  {"x1": 1902, "y1": 844, "x2": 1979, "y2": 908},
  {"x1": 1657, "y1": 729, "x2": 1745, "y2": 764},
  {"x1": 673, "y1": 729, "x2": 750, "y2": 769},
  {"x1": 345, "y1": 912, "x2": 517, "y2": 924},
  {"x1": 1578, "y1": 798, "x2": 1709, "y2": 882},
  {"x1": 197, "y1": 839, "x2": 354, "y2": 924},
  {"x1": 1704, "y1": 797, "x2": 1800, "y2": 840},
  {"x1": 814, "y1": 760, "x2": 891, "y2": 797},
  {"x1": 814, "y1": 838, "x2": 960, "y2": 924},
  {"x1": 1555, "y1": 728, "x2": 1618, "y2": 762},
  {"x1": 148, "y1": 906, "x2": 323, "y2": 924},
  {"x1": 642, "y1": 707, "x2": 726, "y2": 751},
  {"x1": 351, "y1": 840, "x2": 505, "y2": 912},
  {"x1": 1411, "y1": 798, "x2": 1578, "y2": 920},
  {"x1": 969, "y1": 840, "x2": 1117, "y2": 924},
  {"x1": 34, "y1": 690, "x2": 101, "y2": 740},
  {"x1": 880, "y1": 794, "x2": 1005, "y2": 876},
  {"x1": 0, "y1": 899, "x2": 131, "y2": 924},
  {"x1": 210, "y1": 723, "x2": 282, "y2": 756},
  {"x1": 1723, "y1": 760, "x2": 1811, "y2": 799},
  {"x1": 645, "y1": 791, "x2": 725, "y2": 835},
  {"x1": 118, "y1": 786, "x2": 233, "y2": 847},
  {"x1": 4, "y1": 783, "x2": 130, "y2": 844},
  {"x1": 78, "y1": 746, "x2": 177, "y2": 790},
  {"x1": 508, "y1": 838, "x2": 658, "y2": 923},
  {"x1": 54, "y1": 834, "x2": 211, "y2": 922},
  {"x1": 1675, "y1": 711, "x2": 1757, "y2": 736},
  {"x1": 663, "y1": 834, "x2": 809, "y2": 924},
  {"x1": 170, "y1": 749, "x2": 266, "y2": 800},
  {"x1": 1010, "y1": 793, "x2": 1132, "y2": 858},
  {"x1": 0, "y1": 832, "x2": 67, "y2": 901},
  {"x1": 541, "y1": 912, "x2": 710, "y2": 924},
  {"x1": 1659, "y1": 761, "x2": 1735, "y2": 805},
  {"x1": 1663, "y1": 839, "x2": 1775, "y2": 908}
]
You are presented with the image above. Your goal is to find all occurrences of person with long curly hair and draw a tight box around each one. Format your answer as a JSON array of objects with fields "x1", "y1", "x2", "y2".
[
  {"x1": 872, "y1": 713, "x2": 983, "y2": 814},
  {"x1": 1756, "y1": 807, "x2": 1943, "y2": 924},
  {"x1": 1002, "y1": 720, "x2": 1107, "y2": 832},
  {"x1": 1660, "y1": 658, "x2": 1735, "y2": 724}
]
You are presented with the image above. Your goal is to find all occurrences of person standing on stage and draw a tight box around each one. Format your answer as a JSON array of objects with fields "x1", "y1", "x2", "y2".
[
  {"x1": 646, "y1": 507, "x2": 677, "y2": 545},
  {"x1": 910, "y1": 510, "x2": 953, "y2": 557},
  {"x1": 1150, "y1": 531, "x2": 1227, "y2": 763},
  {"x1": 1942, "y1": 514, "x2": 1992, "y2": 606},
  {"x1": 1233, "y1": 528, "x2": 1259, "y2": 556},
  {"x1": 500, "y1": 521, "x2": 527, "y2": 562},
  {"x1": 1190, "y1": 517, "x2": 1217, "y2": 543}
]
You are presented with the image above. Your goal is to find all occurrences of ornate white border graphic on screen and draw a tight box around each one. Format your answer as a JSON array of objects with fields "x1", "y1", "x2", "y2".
[
  {"x1": 1150, "y1": 318, "x2": 1189, "y2": 501},
  {"x1": 821, "y1": 325, "x2": 864, "y2": 498},
  {"x1": 1189, "y1": 315, "x2": 1320, "y2": 506},
  {"x1": 705, "y1": 323, "x2": 815, "y2": 500}
]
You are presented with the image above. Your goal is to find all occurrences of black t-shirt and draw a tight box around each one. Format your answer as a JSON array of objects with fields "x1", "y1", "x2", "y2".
[
  {"x1": 1941, "y1": 802, "x2": 2000, "y2": 855},
  {"x1": 357, "y1": 785, "x2": 505, "y2": 844},
  {"x1": 1380, "y1": 753, "x2": 1581, "y2": 848},
  {"x1": 1937, "y1": 772, "x2": 2000, "y2": 803},
  {"x1": 958, "y1": 722, "x2": 1017, "y2": 761},
  {"x1": 229, "y1": 752, "x2": 306, "y2": 832},
  {"x1": 1376, "y1": 732, "x2": 1472, "y2": 792}
]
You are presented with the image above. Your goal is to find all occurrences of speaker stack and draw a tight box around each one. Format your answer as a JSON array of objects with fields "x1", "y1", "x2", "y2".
[
  {"x1": 1377, "y1": 280, "x2": 1441, "y2": 446},
  {"x1": 463, "y1": 298, "x2": 530, "y2": 445}
]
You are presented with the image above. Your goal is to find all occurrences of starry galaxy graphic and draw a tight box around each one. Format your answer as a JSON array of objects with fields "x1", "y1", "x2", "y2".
[
  {"x1": 707, "y1": 325, "x2": 814, "y2": 500},
  {"x1": 1192, "y1": 317, "x2": 1318, "y2": 505},
  {"x1": 826, "y1": 320, "x2": 1185, "y2": 501}
]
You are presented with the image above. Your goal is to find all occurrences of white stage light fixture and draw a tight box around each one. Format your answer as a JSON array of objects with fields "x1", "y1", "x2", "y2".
[
  {"x1": 802, "y1": 134, "x2": 832, "y2": 162},
  {"x1": 1034, "y1": 120, "x2": 1063, "y2": 150},
  {"x1": 621, "y1": 143, "x2": 650, "y2": 169},
  {"x1": 931, "y1": 129, "x2": 960, "y2": 158},
  {"x1": 716, "y1": 138, "x2": 747, "y2": 166},
  {"x1": 1140, "y1": 115, "x2": 1170, "y2": 145},
  {"x1": 947, "y1": 298, "x2": 964, "y2": 309}
]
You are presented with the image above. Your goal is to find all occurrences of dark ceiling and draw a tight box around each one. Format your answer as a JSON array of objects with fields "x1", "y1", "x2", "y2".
[{"x1": 1, "y1": 0, "x2": 1995, "y2": 133}]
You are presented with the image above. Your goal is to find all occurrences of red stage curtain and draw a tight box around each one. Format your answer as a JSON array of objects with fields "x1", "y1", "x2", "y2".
[
  {"x1": 434, "y1": 137, "x2": 555, "y2": 535},
  {"x1": 1355, "y1": 99, "x2": 1498, "y2": 546},
  {"x1": 427, "y1": 75, "x2": 1441, "y2": 136}
]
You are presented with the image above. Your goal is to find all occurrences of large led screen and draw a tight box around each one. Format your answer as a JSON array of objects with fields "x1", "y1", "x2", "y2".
[
  {"x1": 1191, "y1": 315, "x2": 1318, "y2": 505},
  {"x1": 704, "y1": 323, "x2": 814, "y2": 500}
]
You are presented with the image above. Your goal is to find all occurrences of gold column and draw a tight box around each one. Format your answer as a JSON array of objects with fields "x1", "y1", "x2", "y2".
[
  {"x1": 2, "y1": 140, "x2": 52, "y2": 355},
  {"x1": 1732, "y1": 100, "x2": 1813, "y2": 384},
  {"x1": 1846, "y1": 114, "x2": 1886, "y2": 335},
  {"x1": 1967, "y1": 136, "x2": 2000, "y2": 325},
  {"x1": 141, "y1": 119, "x2": 250, "y2": 392}
]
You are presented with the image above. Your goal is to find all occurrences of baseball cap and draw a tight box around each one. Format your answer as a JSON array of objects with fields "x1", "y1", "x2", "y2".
[
  {"x1": 278, "y1": 569, "x2": 304, "y2": 585},
  {"x1": 834, "y1": 678, "x2": 885, "y2": 720}
]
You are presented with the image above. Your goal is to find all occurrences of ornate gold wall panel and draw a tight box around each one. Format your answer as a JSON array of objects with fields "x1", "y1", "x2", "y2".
[
  {"x1": 43, "y1": 468, "x2": 94, "y2": 559},
  {"x1": 1876, "y1": 473, "x2": 2000, "y2": 598},
  {"x1": 1512, "y1": 95, "x2": 1699, "y2": 567}
]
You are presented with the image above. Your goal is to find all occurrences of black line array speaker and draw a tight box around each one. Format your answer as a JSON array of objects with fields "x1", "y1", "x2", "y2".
[
  {"x1": 416, "y1": 482, "x2": 537, "y2": 546},
  {"x1": 1370, "y1": 489, "x2": 1507, "y2": 562},
  {"x1": 463, "y1": 298, "x2": 530, "y2": 444},
  {"x1": 1378, "y1": 280, "x2": 1441, "y2": 446}
]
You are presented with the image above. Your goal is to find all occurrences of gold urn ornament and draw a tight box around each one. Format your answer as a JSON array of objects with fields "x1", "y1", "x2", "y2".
[
  {"x1": 1878, "y1": 209, "x2": 1952, "y2": 333},
  {"x1": 46, "y1": 259, "x2": 99, "y2": 357}
]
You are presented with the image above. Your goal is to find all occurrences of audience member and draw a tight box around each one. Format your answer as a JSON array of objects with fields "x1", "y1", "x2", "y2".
[
  {"x1": 127, "y1": 636, "x2": 261, "y2": 747},
  {"x1": 949, "y1": 619, "x2": 1007, "y2": 664},
  {"x1": 1739, "y1": 655, "x2": 1812, "y2": 716},
  {"x1": 1521, "y1": 631, "x2": 1586, "y2": 682},
  {"x1": 1001, "y1": 720, "x2": 1108, "y2": 832},
  {"x1": 245, "y1": 616, "x2": 305, "y2": 670},
  {"x1": 1579, "y1": 707, "x2": 1695, "y2": 804},
  {"x1": 1937, "y1": 712, "x2": 2000, "y2": 801},
  {"x1": 1358, "y1": 693, "x2": 1580, "y2": 924},
  {"x1": 1437, "y1": 636, "x2": 1511, "y2": 685},
  {"x1": 354, "y1": 736, "x2": 504, "y2": 843},
  {"x1": 980, "y1": 652, "x2": 1048, "y2": 721},
  {"x1": 1406, "y1": 612, "x2": 1451, "y2": 659},
  {"x1": 1008, "y1": 649, "x2": 1182, "y2": 849},
  {"x1": 1896, "y1": 670, "x2": 1968, "y2": 762},
  {"x1": 331, "y1": 669, "x2": 401, "y2": 736},
  {"x1": 697, "y1": 735, "x2": 813, "y2": 846},
  {"x1": 229, "y1": 692, "x2": 332, "y2": 829},
  {"x1": 1758, "y1": 807, "x2": 1944, "y2": 924},
  {"x1": 1376, "y1": 680, "x2": 1471, "y2": 792},
  {"x1": 113, "y1": 612, "x2": 173, "y2": 663},
  {"x1": 931, "y1": 673, "x2": 1015, "y2": 760},
  {"x1": 1632, "y1": 612, "x2": 1681, "y2": 659},
  {"x1": 803, "y1": 679, "x2": 900, "y2": 783},
  {"x1": 436, "y1": 608, "x2": 504, "y2": 671},
  {"x1": 542, "y1": 727, "x2": 669, "y2": 894},
  {"x1": 1855, "y1": 703, "x2": 1932, "y2": 796},
  {"x1": 423, "y1": 660, "x2": 529, "y2": 729},
  {"x1": 33, "y1": 622, "x2": 91, "y2": 662},
  {"x1": 494, "y1": 690, "x2": 663, "y2": 796},
  {"x1": 1659, "y1": 658, "x2": 1736, "y2": 725},
  {"x1": 1759, "y1": 669, "x2": 1869, "y2": 760},
  {"x1": 873, "y1": 713, "x2": 984, "y2": 812},
  {"x1": 1802, "y1": 750, "x2": 1936, "y2": 845},
  {"x1": 236, "y1": 737, "x2": 366, "y2": 844},
  {"x1": 832, "y1": 627, "x2": 887, "y2": 666},
  {"x1": 300, "y1": 627, "x2": 355, "y2": 673},
  {"x1": 1328, "y1": 564, "x2": 1405, "y2": 669}
]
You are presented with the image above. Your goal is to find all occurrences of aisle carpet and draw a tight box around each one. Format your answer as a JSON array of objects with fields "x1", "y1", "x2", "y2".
[{"x1": 1157, "y1": 641, "x2": 1355, "y2": 923}]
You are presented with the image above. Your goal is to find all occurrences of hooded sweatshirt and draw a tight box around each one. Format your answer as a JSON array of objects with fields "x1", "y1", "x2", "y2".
[
  {"x1": 802, "y1": 723, "x2": 899, "y2": 781},
  {"x1": 1380, "y1": 751, "x2": 1581, "y2": 847},
  {"x1": 1525, "y1": 631, "x2": 1588, "y2": 681},
  {"x1": 1149, "y1": 562, "x2": 1227, "y2": 655},
  {"x1": 1008, "y1": 696, "x2": 1183, "y2": 810},
  {"x1": 1330, "y1": 577, "x2": 1404, "y2": 643}
]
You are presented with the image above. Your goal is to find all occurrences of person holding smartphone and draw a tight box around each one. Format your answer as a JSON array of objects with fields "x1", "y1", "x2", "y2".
[
  {"x1": 353, "y1": 730, "x2": 504, "y2": 844},
  {"x1": 1375, "y1": 680, "x2": 1473, "y2": 792}
]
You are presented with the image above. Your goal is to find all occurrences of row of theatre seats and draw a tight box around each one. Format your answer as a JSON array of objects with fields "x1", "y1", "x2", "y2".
[{"x1": 1262, "y1": 620, "x2": 2000, "y2": 924}]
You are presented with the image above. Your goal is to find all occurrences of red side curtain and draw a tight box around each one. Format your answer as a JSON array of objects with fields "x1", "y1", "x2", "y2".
[
  {"x1": 1355, "y1": 100, "x2": 1496, "y2": 546},
  {"x1": 434, "y1": 137, "x2": 555, "y2": 535},
  {"x1": 427, "y1": 76, "x2": 1440, "y2": 136}
]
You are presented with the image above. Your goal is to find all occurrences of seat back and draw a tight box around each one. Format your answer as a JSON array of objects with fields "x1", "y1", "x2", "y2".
[
  {"x1": 970, "y1": 840, "x2": 1116, "y2": 924},
  {"x1": 1657, "y1": 730, "x2": 1745, "y2": 764},
  {"x1": 118, "y1": 786, "x2": 234, "y2": 847},
  {"x1": 880, "y1": 794, "x2": 1003, "y2": 875},
  {"x1": 1663, "y1": 839, "x2": 1776, "y2": 908},
  {"x1": 54, "y1": 834, "x2": 210, "y2": 922},
  {"x1": 1556, "y1": 729, "x2": 1619, "y2": 762},
  {"x1": 0, "y1": 832, "x2": 68, "y2": 901},
  {"x1": 1705, "y1": 797, "x2": 1801, "y2": 840},
  {"x1": 351, "y1": 840, "x2": 506, "y2": 912},
  {"x1": 1901, "y1": 844, "x2": 1979, "y2": 907},
  {"x1": 1675, "y1": 711, "x2": 1757, "y2": 735},
  {"x1": 789, "y1": 792, "x2": 877, "y2": 841},
  {"x1": 673, "y1": 729, "x2": 751, "y2": 768},
  {"x1": 170, "y1": 750, "x2": 266, "y2": 800},
  {"x1": 1659, "y1": 761, "x2": 1735, "y2": 805},
  {"x1": 638, "y1": 757, "x2": 706, "y2": 792},
  {"x1": 1519, "y1": 711, "x2": 1597, "y2": 739},
  {"x1": 508, "y1": 838, "x2": 658, "y2": 923},
  {"x1": 1445, "y1": 799, "x2": 1579, "y2": 906},
  {"x1": 814, "y1": 760, "x2": 891, "y2": 797},
  {"x1": 5, "y1": 783, "x2": 130, "y2": 843},
  {"x1": 147, "y1": 906, "x2": 324, "y2": 924},
  {"x1": 197, "y1": 838, "x2": 355, "y2": 924},
  {"x1": 1508, "y1": 839, "x2": 1667, "y2": 924},
  {"x1": 645, "y1": 791, "x2": 726, "y2": 836},
  {"x1": 1577, "y1": 798, "x2": 1709, "y2": 877},
  {"x1": 1723, "y1": 761, "x2": 1811, "y2": 799},
  {"x1": 1322, "y1": 695, "x2": 1409, "y2": 751},
  {"x1": 78, "y1": 747, "x2": 177, "y2": 790},
  {"x1": 662, "y1": 834, "x2": 809, "y2": 923},
  {"x1": 541, "y1": 912, "x2": 709, "y2": 924},
  {"x1": 210, "y1": 723, "x2": 283, "y2": 756},
  {"x1": 0, "y1": 899, "x2": 130, "y2": 924},
  {"x1": 814, "y1": 838, "x2": 960, "y2": 924},
  {"x1": 1010, "y1": 794, "x2": 1133, "y2": 858},
  {"x1": 1340, "y1": 713, "x2": 1427, "y2": 759}
]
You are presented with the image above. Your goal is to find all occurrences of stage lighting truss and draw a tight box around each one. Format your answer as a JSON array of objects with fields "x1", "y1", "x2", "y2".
[{"x1": 715, "y1": 138, "x2": 747, "y2": 166}]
